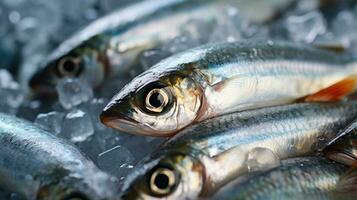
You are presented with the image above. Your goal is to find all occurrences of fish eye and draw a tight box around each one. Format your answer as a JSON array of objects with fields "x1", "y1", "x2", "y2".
[
  {"x1": 149, "y1": 166, "x2": 178, "y2": 196},
  {"x1": 140, "y1": 82, "x2": 173, "y2": 114},
  {"x1": 58, "y1": 56, "x2": 82, "y2": 77},
  {"x1": 145, "y1": 88, "x2": 169, "y2": 113}
]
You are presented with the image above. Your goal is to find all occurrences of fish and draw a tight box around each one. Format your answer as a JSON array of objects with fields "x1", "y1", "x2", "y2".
[
  {"x1": 101, "y1": 41, "x2": 357, "y2": 137},
  {"x1": 120, "y1": 102, "x2": 357, "y2": 199},
  {"x1": 211, "y1": 157, "x2": 352, "y2": 200},
  {"x1": 29, "y1": 0, "x2": 295, "y2": 94},
  {"x1": 0, "y1": 112, "x2": 118, "y2": 200},
  {"x1": 324, "y1": 119, "x2": 357, "y2": 166}
]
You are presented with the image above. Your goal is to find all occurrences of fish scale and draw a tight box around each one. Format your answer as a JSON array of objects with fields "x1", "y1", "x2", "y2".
[{"x1": 211, "y1": 157, "x2": 347, "y2": 200}]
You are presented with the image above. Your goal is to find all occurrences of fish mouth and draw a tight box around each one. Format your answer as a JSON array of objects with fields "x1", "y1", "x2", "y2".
[
  {"x1": 100, "y1": 109, "x2": 151, "y2": 136},
  {"x1": 100, "y1": 110, "x2": 174, "y2": 137}
]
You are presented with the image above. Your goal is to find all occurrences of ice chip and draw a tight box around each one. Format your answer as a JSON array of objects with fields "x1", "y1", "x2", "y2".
[
  {"x1": 61, "y1": 109, "x2": 94, "y2": 143},
  {"x1": 86, "y1": 98, "x2": 110, "y2": 131},
  {"x1": 285, "y1": 11, "x2": 326, "y2": 43},
  {"x1": 246, "y1": 147, "x2": 280, "y2": 172},
  {"x1": 97, "y1": 145, "x2": 135, "y2": 178},
  {"x1": 34, "y1": 111, "x2": 65, "y2": 135},
  {"x1": 0, "y1": 70, "x2": 24, "y2": 114},
  {"x1": 56, "y1": 78, "x2": 94, "y2": 110}
]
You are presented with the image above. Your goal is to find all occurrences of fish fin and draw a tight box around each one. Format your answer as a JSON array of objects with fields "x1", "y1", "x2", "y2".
[
  {"x1": 333, "y1": 164, "x2": 357, "y2": 200},
  {"x1": 212, "y1": 76, "x2": 240, "y2": 92},
  {"x1": 298, "y1": 75, "x2": 357, "y2": 102},
  {"x1": 212, "y1": 78, "x2": 232, "y2": 92},
  {"x1": 314, "y1": 43, "x2": 347, "y2": 53}
]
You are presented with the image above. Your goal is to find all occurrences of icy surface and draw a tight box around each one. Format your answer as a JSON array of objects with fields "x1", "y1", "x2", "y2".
[
  {"x1": 34, "y1": 111, "x2": 65, "y2": 135},
  {"x1": 1, "y1": 0, "x2": 357, "y2": 198},
  {"x1": 61, "y1": 109, "x2": 94, "y2": 143},
  {"x1": 56, "y1": 78, "x2": 94, "y2": 110},
  {"x1": 97, "y1": 145, "x2": 135, "y2": 178},
  {"x1": 0, "y1": 70, "x2": 24, "y2": 114}
]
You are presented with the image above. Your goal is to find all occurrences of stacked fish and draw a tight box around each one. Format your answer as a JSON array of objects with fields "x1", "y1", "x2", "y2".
[{"x1": 2, "y1": 0, "x2": 357, "y2": 199}]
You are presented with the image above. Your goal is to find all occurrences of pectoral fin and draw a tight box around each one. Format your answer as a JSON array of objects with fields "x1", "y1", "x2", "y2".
[{"x1": 299, "y1": 75, "x2": 357, "y2": 102}]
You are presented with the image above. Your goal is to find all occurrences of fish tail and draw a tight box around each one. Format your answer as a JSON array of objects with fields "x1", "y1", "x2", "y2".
[{"x1": 333, "y1": 164, "x2": 357, "y2": 200}]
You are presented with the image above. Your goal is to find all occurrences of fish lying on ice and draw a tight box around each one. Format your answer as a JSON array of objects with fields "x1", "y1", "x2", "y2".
[
  {"x1": 0, "y1": 112, "x2": 118, "y2": 200},
  {"x1": 120, "y1": 101, "x2": 357, "y2": 199},
  {"x1": 101, "y1": 41, "x2": 357, "y2": 137},
  {"x1": 29, "y1": 0, "x2": 294, "y2": 94}
]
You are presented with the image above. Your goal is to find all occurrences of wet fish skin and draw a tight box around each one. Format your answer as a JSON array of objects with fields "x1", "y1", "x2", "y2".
[
  {"x1": 101, "y1": 41, "x2": 357, "y2": 137},
  {"x1": 0, "y1": 113, "x2": 118, "y2": 200},
  {"x1": 211, "y1": 157, "x2": 348, "y2": 200},
  {"x1": 120, "y1": 102, "x2": 357, "y2": 199}
]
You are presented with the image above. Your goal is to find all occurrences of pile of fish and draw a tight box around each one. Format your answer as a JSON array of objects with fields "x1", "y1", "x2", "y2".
[{"x1": 1, "y1": 0, "x2": 357, "y2": 199}]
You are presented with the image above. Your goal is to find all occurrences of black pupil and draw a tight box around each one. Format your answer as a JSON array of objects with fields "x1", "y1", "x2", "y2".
[
  {"x1": 154, "y1": 173, "x2": 170, "y2": 189},
  {"x1": 149, "y1": 92, "x2": 164, "y2": 108},
  {"x1": 63, "y1": 59, "x2": 77, "y2": 72}
]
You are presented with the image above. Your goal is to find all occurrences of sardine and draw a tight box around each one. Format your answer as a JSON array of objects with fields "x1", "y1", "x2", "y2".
[
  {"x1": 29, "y1": 0, "x2": 295, "y2": 94},
  {"x1": 120, "y1": 102, "x2": 357, "y2": 199},
  {"x1": 324, "y1": 119, "x2": 357, "y2": 166},
  {"x1": 0, "y1": 112, "x2": 118, "y2": 200},
  {"x1": 211, "y1": 157, "x2": 350, "y2": 200},
  {"x1": 101, "y1": 41, "x2": 357, "y2": 137}
]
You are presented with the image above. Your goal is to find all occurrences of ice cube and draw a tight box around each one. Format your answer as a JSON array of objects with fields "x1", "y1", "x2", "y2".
[
  {"x1": 209, "y1": 7, "x2": 244, "y2": 43},
  {"x1": 56, "y1": 78, "x2": 94, "y2": 110},
  {"x1": 331, "y1": 10, "x2": 356, "y2": 46},
  {"x1": 61, "y1": 109, "x2": 94, "y2": 143},
  {"x1": 97, "y1": 145, "x2": 135, "y2": 178},
  {"x1": 0, "y1": 70, "x2": 24, "y2": 114},
  {"x1": 34, "y1": 111, "x2": 65, "y2": 135},
  {"x1": 285, "y1": 11, "x2": 326, "y2": 43},
  {"x1": 93, "y1": 129, "x2": 121, "y2": 151},
  {"x1": 85, "y1": 98, "x2": 109, "y2": 131},
  {"x1": 9, "y1": 0, "x2": 62, "y2": 43},
  {"x1": 120, "y1": 134, "x2": 163, "y2": 160}
]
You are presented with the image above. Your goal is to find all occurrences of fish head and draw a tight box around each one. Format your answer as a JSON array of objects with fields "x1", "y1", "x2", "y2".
[
  {"x1": 100, "y1": 70, "x2": 204, "y2": 137},
  {"x1": 30, "y1": 38, "x2": 107, "y2": 95},
  {"x1": 121, "y1": 152, "x2": 204, "y2": 200},
  {"x1": 324, "y1": 122, "x2": 357, "y2": 166},
  {"x1": 36, "y1": 166, "x2": 119, "y2": 200}
]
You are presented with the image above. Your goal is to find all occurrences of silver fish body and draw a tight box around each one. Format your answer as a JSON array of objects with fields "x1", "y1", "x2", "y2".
[
  {"x1": 120, "y1": 102, "x2": 357, "y2": 199},
  {"x1": 211, "y1": 157, "x2": 348, "y2": 200},
  {"x1": 30, "y1": 0, "x2": 294, "y2": 94},
  {"x1": 101, "y1": 41, "x2": 357, "y2": 137},
  {"x1": 0, "y1": 113, "x2": 118, "y2": 200}
]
